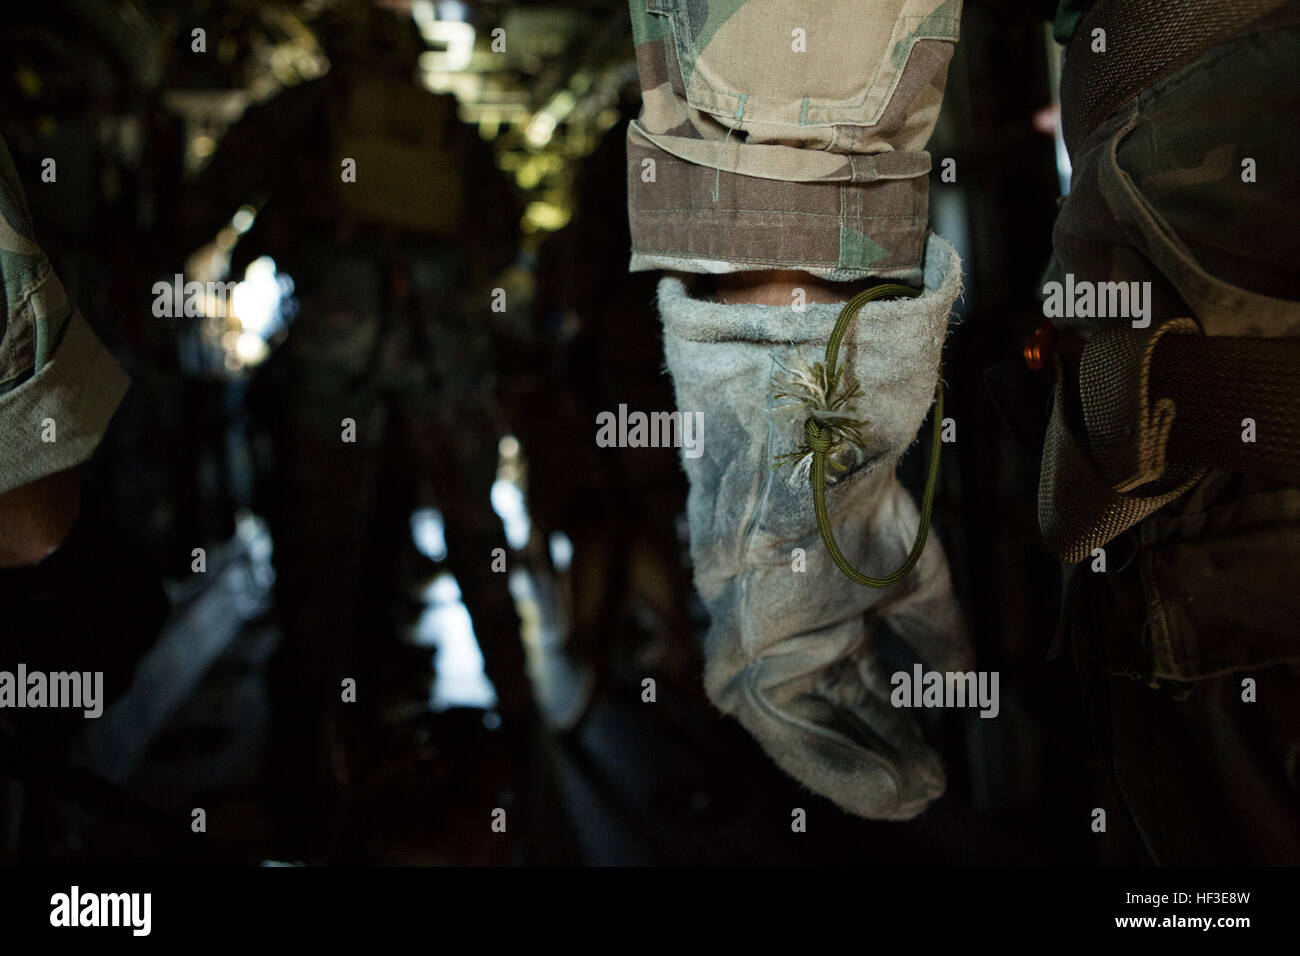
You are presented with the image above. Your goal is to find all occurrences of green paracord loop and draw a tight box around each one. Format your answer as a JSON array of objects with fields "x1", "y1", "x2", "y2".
[{"x1": 807, "y1": 283, "x2": 944, "y2": 588}]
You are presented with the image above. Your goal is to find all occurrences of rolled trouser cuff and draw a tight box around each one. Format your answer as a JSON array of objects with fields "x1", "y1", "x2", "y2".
[{"x1": 628, "y1": 132, "x2": 929, "y2": 284}]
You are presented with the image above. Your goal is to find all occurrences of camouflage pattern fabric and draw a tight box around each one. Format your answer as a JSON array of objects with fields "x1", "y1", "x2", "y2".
[
  {"x1": 626, "y1": 0, "x2": 962, "y2": 283},
  {"x1": 1048, "y1": 1, "x2": 1300, "y2": 863},
  {"x1": 0, "y1": 136, "x2": 128, "y2": 494},
  {"x1": 1040, "y1": 1, "x2": 1300, "y2": 556}
]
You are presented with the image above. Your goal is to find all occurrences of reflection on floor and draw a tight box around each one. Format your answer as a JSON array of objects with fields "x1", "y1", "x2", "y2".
[
  {"x1": 409, "y1": 571, "x2": 497, "y2": 713},
  {"x1": 62, "y1": 493, "x2": 1092, "y2": 865}
]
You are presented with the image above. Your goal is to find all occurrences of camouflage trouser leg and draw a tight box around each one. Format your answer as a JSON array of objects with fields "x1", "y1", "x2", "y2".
[
  {"x1": 410, "y1": 394, "x2": 533, "y2": 720},
  {"x1": 627, "y1": 0, "x2": 962, "y2": 283},
  {"x1": 1050, "y1": 8, "x2": 1300, "y2": 862},
  {"x1": 626, "y1": 2, "x2": 969, "y2": 817}
]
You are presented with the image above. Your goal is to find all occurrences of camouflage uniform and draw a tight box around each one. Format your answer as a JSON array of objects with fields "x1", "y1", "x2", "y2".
[
  {"x1": 1045, "y1": 0, "x2": 1300, "y2": 863},
  {"x1": 628, "y1": 0, "x2": 972, "y2": 820},
  {"x1": 0, "y1": 141, "x2": 165, "y2": 865},
  {"x1": 627, "y1": 0, "x2": 962, "y2": 284},
  {"x1": 629, "y1": 0, "x2": 1300, "y2": 853}
]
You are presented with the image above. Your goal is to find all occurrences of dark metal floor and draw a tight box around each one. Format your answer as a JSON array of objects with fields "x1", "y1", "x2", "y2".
[{"x1": 69, "y1": 616, "x2": 1097, "y2": 863}]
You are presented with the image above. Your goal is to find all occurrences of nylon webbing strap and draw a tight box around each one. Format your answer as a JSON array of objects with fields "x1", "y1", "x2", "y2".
[
  {"x1": 1041, "y1": 320, "x2": 1300, "y2": 561},
  {"x1": 1061, "y1": 0, "x2": 1290, "y2": 156},
  {"x1": 1044, "y1": 0, "x2": 1300, "y2": 562},
  {"x1": 1039, "y1": 319, "x2": 1300, "y2": 563},
  {"x1": 1039, "y1": 323, "x2": 1205, "y2": 564},
  {"x1": 1153, "y1": 334, "x2": 1300, "y2": 484}
]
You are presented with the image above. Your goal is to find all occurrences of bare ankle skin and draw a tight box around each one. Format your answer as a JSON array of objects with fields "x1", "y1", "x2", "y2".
[{"x1": 709, "y1": 270, "x2": 868, "y2": 306}]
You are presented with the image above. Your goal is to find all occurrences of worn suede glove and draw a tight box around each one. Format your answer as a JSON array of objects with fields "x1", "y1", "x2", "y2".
[{"x1": 660, "y1": 233, "x2": 971, "y2": 820}]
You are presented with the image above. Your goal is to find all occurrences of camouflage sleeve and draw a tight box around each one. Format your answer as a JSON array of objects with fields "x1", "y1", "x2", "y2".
[
  {"x1": 0, "y1": 136, "x2": 128, "y2": 495},
  {"x1": 627, "y1": 0, "x2": 962, "y2": 283}
]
